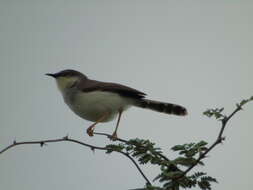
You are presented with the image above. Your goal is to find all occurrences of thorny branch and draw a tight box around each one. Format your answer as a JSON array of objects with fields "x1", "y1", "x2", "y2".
[{"x1": 0, "y1": 135, "x2": 151, "y2": 185}]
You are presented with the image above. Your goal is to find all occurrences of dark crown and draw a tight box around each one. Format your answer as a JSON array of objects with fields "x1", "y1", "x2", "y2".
[{"x1": 46, "y1": 69, "x2": 87, "y2": 79}]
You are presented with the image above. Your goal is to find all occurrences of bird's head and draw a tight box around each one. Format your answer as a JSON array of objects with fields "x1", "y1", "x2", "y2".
[{"x1": 46, "y1": 69, "x2": 87, "y2": 91}]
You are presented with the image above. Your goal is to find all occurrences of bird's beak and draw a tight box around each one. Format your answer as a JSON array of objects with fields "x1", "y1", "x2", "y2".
[{"x1": 45, "y1": 73, "x2": 57, "y2": 78}]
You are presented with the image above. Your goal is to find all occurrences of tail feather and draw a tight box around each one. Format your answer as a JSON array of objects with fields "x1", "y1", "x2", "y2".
[{"x1": 135, "y1": 99, "x2": 187, "y2": 116}]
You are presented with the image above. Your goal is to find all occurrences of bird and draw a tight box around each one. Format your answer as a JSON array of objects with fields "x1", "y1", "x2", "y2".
[{"x1": 46, "y1": 69, "x2": 187, "y2": 139}]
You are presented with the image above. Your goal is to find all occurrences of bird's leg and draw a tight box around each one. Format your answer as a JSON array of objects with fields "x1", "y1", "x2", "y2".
[
  {"x1": 111, "y1": 109, "x2": 123, "y2": 140},
  {"x1": 86, "y1": 113, "x2": 108, "y2": 137}
]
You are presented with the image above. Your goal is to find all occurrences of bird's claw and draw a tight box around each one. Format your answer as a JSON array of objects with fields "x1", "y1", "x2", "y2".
[
  {"x1": 87, "y1": 127, "x2": 94, "y2": 137},
  {"x1": 110, "y1": 132, "x2": 118, "y2": 141}
]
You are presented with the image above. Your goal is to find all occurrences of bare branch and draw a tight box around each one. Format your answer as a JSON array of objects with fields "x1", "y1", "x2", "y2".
[{"x1": 0, "y1": 136, "x2": 151, "y2": 185}]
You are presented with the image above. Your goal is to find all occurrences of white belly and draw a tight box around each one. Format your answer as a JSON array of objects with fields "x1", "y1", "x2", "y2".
[{"x1": 63, "y1": 91, "x2": 133, "y2": 122}]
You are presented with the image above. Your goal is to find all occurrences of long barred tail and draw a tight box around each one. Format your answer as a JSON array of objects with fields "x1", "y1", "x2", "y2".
[{"x1": 135, "y1": 99, "x2": 188, "y2": 116}]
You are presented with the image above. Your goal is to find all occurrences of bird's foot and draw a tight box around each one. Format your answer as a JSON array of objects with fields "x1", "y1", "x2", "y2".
[
  {"x1": 110, "y1": 131, "x2": 118, "y2": 141},
  {"x1": 86, "y1": 127, "x2": 94, "y2": 137}
]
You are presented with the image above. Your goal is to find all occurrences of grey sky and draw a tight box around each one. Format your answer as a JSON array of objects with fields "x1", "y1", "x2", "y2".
[{"x1": 0, "y1": 1, "x2": 252, "y2": 190}]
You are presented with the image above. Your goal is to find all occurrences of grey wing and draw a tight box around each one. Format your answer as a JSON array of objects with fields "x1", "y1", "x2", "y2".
[{"x1": 80, "y1": 80, "x2": 146, "y2": 99}]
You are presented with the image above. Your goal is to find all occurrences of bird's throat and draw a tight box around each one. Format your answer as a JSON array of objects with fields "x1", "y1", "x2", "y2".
[{"x1": 56, "y1": 77, "x2": 78, "y2": 92}]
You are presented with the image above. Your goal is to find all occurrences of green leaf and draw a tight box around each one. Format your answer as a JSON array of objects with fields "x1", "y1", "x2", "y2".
[
  {"x1": 105, "y1": 144, "x2": 125, "y2": 153},
  {"x1": 173, "y1": 157, "x2": 198, "y2": 167},
  {"x1": 195, "y1": 140, "x2": 208, "y2": 147},
  {"x1": 190, "y1": 172, "x2": 206, "y2": 179},
  {"x1": 203, "y1": 107, "x2": 225, "y2": 119},
  {"x1": 171, "y1": 145, "x2": 185, "y2": 151},
  {"x1": 201, "y1": 176, "x2": 218, "y2": 183},
  {"x1": 198, "y1": 180, "x2": 211, "y2": 190},
  {"x1": 139, "y1": 154, "x2": 152, "y2": 164}
]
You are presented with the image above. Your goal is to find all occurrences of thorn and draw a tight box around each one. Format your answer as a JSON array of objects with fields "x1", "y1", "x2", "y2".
[
  {"x1": 198, "y1": 148, "x2": 207, "y2": 158},
  {"x1": 40, "y1": 142, "x2": 45, "y2": 147},
  {"x1": 63, "y1": 135, "x2": 69, "y2": 140},
  {"x1": 91, "y1": 147, "x2": 95, "y2": 153},
  {"x1": 236, "y1": 103, "x2": 243, "y2": 110},
  {"x1": 218, "y1": 136, "x2": 226, "y2": 144}
]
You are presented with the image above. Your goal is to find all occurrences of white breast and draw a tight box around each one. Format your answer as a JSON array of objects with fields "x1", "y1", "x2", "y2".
[{"x1": 63, "y1": 91, "x2": 133, "y2": 122}]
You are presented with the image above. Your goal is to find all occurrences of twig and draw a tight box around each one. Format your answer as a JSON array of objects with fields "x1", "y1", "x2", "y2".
[
  {"x1": 0, "y1": 135, "x2": 151, "y2": 185},
  {"x1": 120, "y1": 151, "x2": 151, "y2": 185},
  {"x1": 177, "y1": 104, "x2": 244, "y2": 179},
  {"x1": 0, "y1": 136, "x2": 106, "y2": 154},
  {"x1": 94, "y1": 132, "x2": 128, "y2": 143}
]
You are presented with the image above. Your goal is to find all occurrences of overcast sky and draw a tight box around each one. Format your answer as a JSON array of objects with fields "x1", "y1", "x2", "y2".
[{"x1": 0, "y1": 1, "x2": 252, "y2": 190}]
